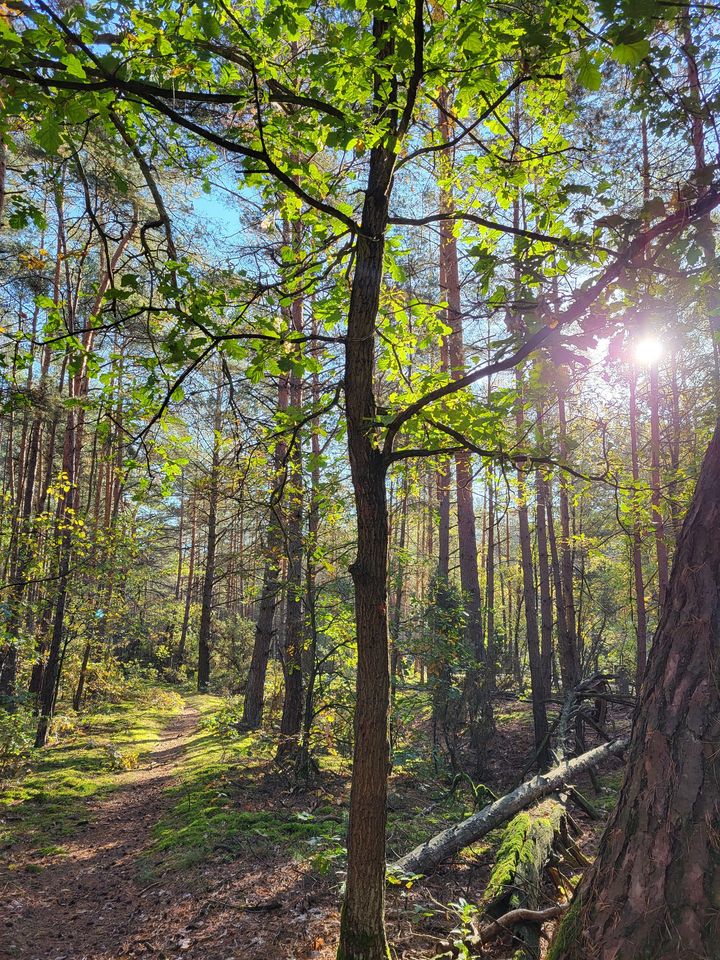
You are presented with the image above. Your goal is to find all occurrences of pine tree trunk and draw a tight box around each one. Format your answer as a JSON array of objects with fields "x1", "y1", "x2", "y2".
[
  {"x1": 175, "y1": 491, "x2": 197, "y2": 669},
  {"x1": 536, "y1": 470, "x2": 554, "y2": 695},
  {"x1": 516, "y1": 383, "x2": 549, "y2": 767},
  {"x1": 649, "y1": 364, "x2": 669, "y2": 609},
  {"x1": 629, "y1": 370, "x2": 648, "y2": 687},
  {"x1": 557, "y1": 390, "x2": 579, "y2": 685},
  {"x1": 242, "y1": 373, "x2": 289, "y2": 728},
  {"x1": 277, "y1": 290, "x2": 305, "y2": 760},
  {"x1": 197, "y1": 385, "x2": 222, "y2": 693},
  {"x1": 549, "y1": 420, "x2": 720, "y2": 960}
]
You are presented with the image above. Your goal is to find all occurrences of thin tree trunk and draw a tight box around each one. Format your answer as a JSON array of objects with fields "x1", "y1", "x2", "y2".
[
  {"x1": 649, "y1": 362, "x2": 670, "y2": 608},
  {"x1": 536, "y1": 469, "x2": 553, "y2": 695},
  {"x1": 197, "y1": 383, "x2": 222, "y2": 692},
  {"x1": 297, "y1": 314, "x2": 322, "y2": 778},
  {"x1": 175, "y1": 491, "x2": 197, "y2": 669},
  {"x1": 277, "y1": 288, "x2": 305, "y2": 759},
  {"x1": 337, "y1": 130, "x2": 395, "y2": 960},
  {"x1": 557, "y1": 389, "x2": 579, "y2": 686},
  {"x1": 629, "y1": 369, "x2": 648, "y2": 686},
  {"x1": 242, "y1": 372, "x2": 289, "y2": 728}
]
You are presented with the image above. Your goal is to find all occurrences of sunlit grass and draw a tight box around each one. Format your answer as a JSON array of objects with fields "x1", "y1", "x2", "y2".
[{"x1": 0, "y1": 687, "x2": 184, "y2": 853}]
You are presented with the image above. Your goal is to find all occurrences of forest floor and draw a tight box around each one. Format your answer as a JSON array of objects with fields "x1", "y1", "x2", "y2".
[{"x1": 0, "y1": 689, "x2": 629, "y2": 960}]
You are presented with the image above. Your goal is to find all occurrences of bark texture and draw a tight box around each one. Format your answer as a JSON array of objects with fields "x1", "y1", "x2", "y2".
[
  {"x1": 337, "y1": 138, "x2": 394, "y2": 960},
  {"x1": 549, "y1": 420, "x2": 720, "y2": 960}
]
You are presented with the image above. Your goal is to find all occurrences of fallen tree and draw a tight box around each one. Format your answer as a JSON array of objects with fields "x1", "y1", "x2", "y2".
[
  {"x1": 481, "y1": 799, "x2": 566, "y2": 959},
  {"x1": 389, "y1": 736, "x2": 628, "y2": 878}
]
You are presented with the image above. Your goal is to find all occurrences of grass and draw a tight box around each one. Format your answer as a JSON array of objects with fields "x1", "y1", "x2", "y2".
[
  {"x1": 147, "y1": 693, "x2": 347, "y2": 877},
  {"x1": 0, "y1": 686, "x2": 185, "y2": 854}
]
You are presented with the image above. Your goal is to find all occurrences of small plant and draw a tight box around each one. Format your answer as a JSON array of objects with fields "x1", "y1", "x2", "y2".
[
  {"x1": 0, "y1": 708, "x2": 33, "y2": 782},
  {"x1": 104, "y1": 744, "x2": 140, "y2": 771},
  {"x1": 47, "y1": 714, "x2": 81, "y2": 743}
]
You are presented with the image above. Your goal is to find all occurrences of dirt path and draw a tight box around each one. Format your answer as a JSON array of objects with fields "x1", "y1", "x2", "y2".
[{"x1": 2, "y1": 705, "x2": 200, "y2": 960}]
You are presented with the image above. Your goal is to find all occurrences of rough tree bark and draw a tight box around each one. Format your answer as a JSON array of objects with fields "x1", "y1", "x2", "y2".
[
  {"x1": 549, "y1": 420, "x2": 720, "y2": 960},
  {"x1": 338, "y1": 136, "x2": 395, "y2": 959}
]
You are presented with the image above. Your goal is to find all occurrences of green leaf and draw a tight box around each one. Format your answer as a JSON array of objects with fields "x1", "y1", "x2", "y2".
[
  {"x1": 62, "y1": 53, "x2": 87, "y2": 78},
  {"x1": 578, "y1": 61, "x2": 602, "y2": 91},
  {"x1": 611, "y1": 39, "x2": 650, "y2": 67}
]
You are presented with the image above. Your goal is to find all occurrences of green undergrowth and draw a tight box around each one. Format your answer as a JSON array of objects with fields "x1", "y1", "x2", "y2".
[
  {"x1": 0, "y1": 685, "x2": 184, "y2": 854},
  {"x1": 147, "y1": 694, "x2": 347, "y2": 877},
  {"x1": 595, "y1": 770, "x2": 624, "y2": 813}
]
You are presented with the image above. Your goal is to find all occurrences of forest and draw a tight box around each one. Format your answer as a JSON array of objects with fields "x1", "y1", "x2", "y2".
[{"x1": 0, "y1": 0, "x2": 719, "y2": 958}]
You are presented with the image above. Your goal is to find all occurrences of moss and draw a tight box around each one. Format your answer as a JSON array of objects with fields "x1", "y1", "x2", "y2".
[
  {"x1": 0, "y1": 686, "x2": 183, "y2": 851},
  {"x1": 146, "y1": 694, "x2": 344, "y2": 874},
  {"x1": 483, "y1": 812, "x2": 532, "y2": 901},
  {"x1": 483, "y1": 801, "x2": 563, "y2": 908},
  {"x1": 546, "y1": 894, "x2": 583, "y2": 960}
]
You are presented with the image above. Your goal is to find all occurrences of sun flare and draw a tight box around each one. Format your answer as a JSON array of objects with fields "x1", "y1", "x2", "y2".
[{"x1": 634, "y1": 336, "x2": 664, "y2": 366}]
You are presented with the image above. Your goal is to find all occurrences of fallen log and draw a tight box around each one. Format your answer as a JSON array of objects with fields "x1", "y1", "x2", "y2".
[
  {"x1": 481, "y1": 799, "x2": 566, "y2": 959},
  {"x1": 388, "y1": 736, "x2": 628, "y2": 878}
]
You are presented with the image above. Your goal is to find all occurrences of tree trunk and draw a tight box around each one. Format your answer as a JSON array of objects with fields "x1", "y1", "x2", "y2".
[
  {"x1": 546, "y1": 478, "x2": 574, "y2": 691},
  {"x1": 242, "y1": 512, "x2": 282, "y2": 727},
  {"x1": 242, "y1": 371, "x2": 289, "y2": 728},
  {"x1": 629, "y1": 369, "x2": 648, "y2": 687},
  {"x1": 438, "y1": 91, "x2": 483, "y2": 664},
  {"x1": 297, "y1": 320, "x2": 322, "y2": 779},
  {"x1": 516, "y1": 384, "x2": 550, "y2": 767},
  {"x1": 197, "y1": 384, "x2": 222, "y2": 692},
  {"x1": 649, "y1": 362, "x2": 670, "y2": 609},
  {"x1": 391, "y1": 737, "x2": 627, "y2": 879},
  {"x1": 680, "y1": 14, "x2": 720, "y2": 410},
  {"x1": 337, "y1": 139, "x2": 394, "y2": 960},
  {"x1": 536, "y1": 469, "x2": 554, "y2": 696},
  {"x1": 175, "y1": 490, "x2": 197, "y2": 669},
  {"x1": 549, "y1": 420, "x2": 720, "y2": 960},
  {"x1": 277, "y1": 290, "x2": 305, "y2": 760},
  {"x1": 557, "y1": 389, "x2": 580, "y2": 686}
]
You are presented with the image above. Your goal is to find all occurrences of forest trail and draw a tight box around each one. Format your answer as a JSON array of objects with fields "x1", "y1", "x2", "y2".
[{"x1": 3, "y1": 704, "x2": 200, "y2": 960}]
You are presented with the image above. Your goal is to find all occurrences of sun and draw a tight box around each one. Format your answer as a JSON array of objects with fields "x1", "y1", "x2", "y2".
[{"x1": 634, "y1": 336, "x2": 664, "y2": 366}]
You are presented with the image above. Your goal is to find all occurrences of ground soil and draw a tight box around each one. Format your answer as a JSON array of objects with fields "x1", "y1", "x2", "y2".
[{"x1": 1, "y1": 699, "x2": 628, "y2": 960}]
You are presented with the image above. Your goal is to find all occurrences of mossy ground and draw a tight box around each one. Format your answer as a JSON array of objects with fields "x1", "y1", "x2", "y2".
[
  {"x1": 146, "y1": 693, "x2": 348, "y2": 876},
  {"x1": 0, "y1": 686, "x2": 184, "y2": 854}
]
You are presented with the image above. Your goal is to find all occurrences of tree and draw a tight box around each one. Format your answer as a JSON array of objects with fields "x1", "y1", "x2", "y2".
[
  {"x1": 549, "y1": 419, "x2": 720, "y2": 960},
  {"x1": 4, "y1": 3, "x2": 720, "y2": 957}
]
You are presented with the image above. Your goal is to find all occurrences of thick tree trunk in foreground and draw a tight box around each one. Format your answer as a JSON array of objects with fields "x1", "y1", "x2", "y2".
[
  {"x1": 390, "y1": 737, "x2": 627, "y2": 879},
  {"x1": 549, "y1": 420, "x2": 720, "y2": 960}
]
